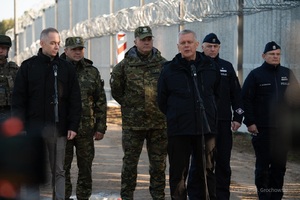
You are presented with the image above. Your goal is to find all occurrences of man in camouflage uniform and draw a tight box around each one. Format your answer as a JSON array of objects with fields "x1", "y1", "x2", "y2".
[
  {"x1": 60, "y1": 37, "x2": 107, "y2": 200},
  {"x1": 110, "y1": 26, "x2": 168, "y2": 200},
  {"x1": 0, "y1": 35, "x2": 18, "y2": 122}
]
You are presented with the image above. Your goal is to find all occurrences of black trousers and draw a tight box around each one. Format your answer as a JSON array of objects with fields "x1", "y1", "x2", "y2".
[
  {"x1": 215, "y1": 120, "x2": 232, "y2": 200},
  {"x1": 0, "y1": 106, "x2": 11, "y2": 122},
  {"x1": 252, "y1": 127, "x2": 288, "y2": 200},
  {"x1": 168, "y1": 135, "x2": 216, "y2": 200}
]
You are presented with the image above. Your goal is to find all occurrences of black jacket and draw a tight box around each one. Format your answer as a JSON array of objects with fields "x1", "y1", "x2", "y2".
[
  {"x1": 12, "y1": 49, "x2": 82, "y2": 136},
  {"x1": 214, "y1": 55, "x2": 243, "y2": 123},
  {"x1": 242, "y1": 62, "x2": 298, "y2": 128},
  {"x1": 157, "y1": 52, "x2": 220, "y2": 136}
]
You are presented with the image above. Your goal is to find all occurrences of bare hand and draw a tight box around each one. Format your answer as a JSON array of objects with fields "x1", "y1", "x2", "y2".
[
  {"x1": 231, "y1": 121, "x2": 241, "y2": 132},
  {"x1": 247, "y1": 124, "x2": 259, "y2": 136},
  {"x1": 94, "y1": 132, "x2": 104, "y2": 141},
  {"x1": 67, "y1": 130, "x2": 77, "y2": 140}
]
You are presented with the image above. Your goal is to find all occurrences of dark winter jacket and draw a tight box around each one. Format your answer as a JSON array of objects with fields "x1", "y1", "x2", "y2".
[
  {"x1": 242, "y1": 61, "x2": 299, "y2": 128},
  {"x1": 12, "y1": 48, "x2": 82, "y2": 136},
  {"x1": 157, "y1": 51, "x2": 220, "y2": 136},
  {"x1": 213, "y1": 55, "x2": 243, "y2": 123}
]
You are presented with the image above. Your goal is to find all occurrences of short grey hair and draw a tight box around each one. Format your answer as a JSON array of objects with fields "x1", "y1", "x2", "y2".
[
  {"x1": 177, "y1": 29, "x2": 198, "y2": 44},
  {"x1": 40, "y1": 27, "x2": 59, "y2": 40}
]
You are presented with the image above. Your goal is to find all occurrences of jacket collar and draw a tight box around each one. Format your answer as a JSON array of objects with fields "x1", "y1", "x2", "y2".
[
  {"x1": 37, "y1": 48, "x2": 60, "y2": 64},
  {"x1": 262, "y1": 61, "x2": 281, "y2": 70},
  {"x1": 173, "y1": 51, "x2": 212, "y2": 71}
]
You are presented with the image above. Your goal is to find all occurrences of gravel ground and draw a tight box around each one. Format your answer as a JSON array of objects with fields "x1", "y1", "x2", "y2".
[{"x1": 39, "y1": 105, "x2": 300, "y2": 200}]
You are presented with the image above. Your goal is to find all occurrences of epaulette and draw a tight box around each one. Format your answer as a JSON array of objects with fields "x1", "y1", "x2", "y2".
[
  {"x1": 83, "y1": 57, "x2": 93, "y2": 65},
  {"x1": 82, "y1": 58, "x2": 98, "y2": 71}
]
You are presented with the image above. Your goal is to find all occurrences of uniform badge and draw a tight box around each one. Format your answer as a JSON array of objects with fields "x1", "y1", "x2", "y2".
[
  {"x1": 272, "y1": 45, "x2": 276, "y2": 50},
  {"x1": 281, "y1": 76, "x2": 289, "y2": 85},
  {"x1": 143, "y1": 27, "x2": 148, "y2": 33},
  {"x1": 220, "y1": 68, "x2": 227, "y2": 76},
  {"x1": 76, "y1": 38, "x2": 81, "y2": 44}
]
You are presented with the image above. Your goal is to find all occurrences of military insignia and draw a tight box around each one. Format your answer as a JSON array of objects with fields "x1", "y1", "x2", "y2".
[
  {"x1": 76, "y1": 38, "x2": 81, "y2": 44},
  {"x1": 212, "y1": 38, "x2": 216, "y2": 43},
  {"x1": 143, "y1": 27, "x2": 148, "y2": 33},
  {"x1": 235, "y1": 108, "x2": 244, "y2": 115},
  {"x1": 272, "y1": 45, "x2": 276, "y2": 50}
]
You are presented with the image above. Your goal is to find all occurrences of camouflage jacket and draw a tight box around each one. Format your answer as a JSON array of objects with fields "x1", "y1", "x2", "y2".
[
  {"x1": 110, "y1": 46, "x2": 167, "y2": 130},
  {"x1": 0, "y1": 61, "x2": 19, "y2": 106},
  {"x1": 61, "y1": 53, "x2": 107, "y2": 136}
]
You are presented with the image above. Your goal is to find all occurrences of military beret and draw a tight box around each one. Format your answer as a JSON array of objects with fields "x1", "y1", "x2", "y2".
[
  {"x1": 65, "y1": 37, "x2": 85, "y2": 48},
  {"x1": 134, "y1": 26, "x2": 153, "y2": 39},
  {"x1": 263, "y1": 41, "x2": 281, "y2": 54},
  {"x1": 202, "y1": 33, "x2": 221, "y2": 44}
]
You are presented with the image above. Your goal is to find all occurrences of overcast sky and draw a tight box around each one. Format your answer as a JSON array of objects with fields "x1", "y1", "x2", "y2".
[{"x1": 0, "y1": 0, "x2": 44, "y2": 21}]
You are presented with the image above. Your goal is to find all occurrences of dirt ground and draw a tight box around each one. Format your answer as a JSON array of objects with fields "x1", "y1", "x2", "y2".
[{"x1": 41, "y1": 105, "x2": 300, "y2": 200}]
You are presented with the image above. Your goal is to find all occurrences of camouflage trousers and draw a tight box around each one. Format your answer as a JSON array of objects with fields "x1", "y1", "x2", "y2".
[
  {"x1": 121, "y1": 129, "x2": 168, "y2": 200},
  {"x1": 64, "y1": 135, "x2": 95, "y2": 199}
]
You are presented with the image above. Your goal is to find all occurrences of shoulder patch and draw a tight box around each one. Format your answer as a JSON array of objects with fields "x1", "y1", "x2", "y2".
[{"x1": 235, "y1": 108, "x2": 244, "y2": 115}]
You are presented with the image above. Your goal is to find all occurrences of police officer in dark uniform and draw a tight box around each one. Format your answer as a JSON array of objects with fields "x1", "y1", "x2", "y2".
[
  {"x1": 201, "y1": 33, "x2": 244, "y2": 200},
  {"x1": 0, "y1": 35, "x2": 18, "y2": 121},
  {"x1": 242, "y1": 41, "x2": 299, "y2": 200}
]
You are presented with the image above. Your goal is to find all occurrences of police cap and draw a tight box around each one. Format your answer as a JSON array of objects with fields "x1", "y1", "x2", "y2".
[
  {"x1": 202, "y1": 33, "x2": 221, "y2": 44},
  {"x1": 263, "y1": 41, "x2": 281, "y2": 54}
]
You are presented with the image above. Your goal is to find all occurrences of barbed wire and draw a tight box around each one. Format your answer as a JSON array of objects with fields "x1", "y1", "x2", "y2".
[{"x1": 6, "y1": 0, "x2": 300, "y2": 61}]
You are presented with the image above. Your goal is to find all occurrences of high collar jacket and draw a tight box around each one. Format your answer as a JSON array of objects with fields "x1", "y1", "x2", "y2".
[
  {"x1": 242, "y1": 61, "x2": 299, "y2": 128},
  {"x1": 12, "y1": 49, "x2": 82, "y2": 136},
  {"x1": 157, "y1": 52, "x2": 220, "y2": 136}
]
